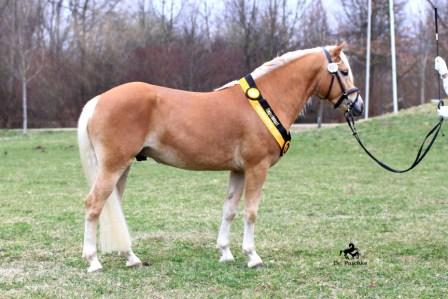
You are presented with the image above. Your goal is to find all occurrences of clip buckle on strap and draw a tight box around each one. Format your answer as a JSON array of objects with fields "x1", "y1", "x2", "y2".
[{"x1": 239, "y1": 75, "x2": 291, "y2": 156}]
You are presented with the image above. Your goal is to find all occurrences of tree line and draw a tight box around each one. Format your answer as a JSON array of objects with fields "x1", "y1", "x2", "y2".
[{"x1": 0, "y1": 0, "x2": 447, "y2": 130}]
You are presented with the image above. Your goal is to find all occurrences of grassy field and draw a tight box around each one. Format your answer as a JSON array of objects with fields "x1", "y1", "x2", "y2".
[{"x1": 1, "y1": 104, "x2": 448, "y2": 298}]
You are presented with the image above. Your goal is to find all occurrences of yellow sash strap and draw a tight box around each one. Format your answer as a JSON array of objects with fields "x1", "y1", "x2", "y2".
[{"x1": 239, "y1": 76, "x2": 291, "y2": 155}]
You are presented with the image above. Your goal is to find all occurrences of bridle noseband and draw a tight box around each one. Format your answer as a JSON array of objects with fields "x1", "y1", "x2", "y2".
[{"x1": 321, "y1": 47, "x2": 360, "y2": 113}]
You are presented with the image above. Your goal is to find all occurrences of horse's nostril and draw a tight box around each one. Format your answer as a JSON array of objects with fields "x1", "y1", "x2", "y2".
[
  {"x1": 351, "y1": 105, "x2": 363, "y2": 117},
  {"x1": 351, "y1": 100, "x2": 364, "y2": 117}
]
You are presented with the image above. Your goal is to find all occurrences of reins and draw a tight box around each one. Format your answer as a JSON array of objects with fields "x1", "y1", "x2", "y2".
[{"x1": 340, "y1": 2, "x2": 445, "y2": 173}]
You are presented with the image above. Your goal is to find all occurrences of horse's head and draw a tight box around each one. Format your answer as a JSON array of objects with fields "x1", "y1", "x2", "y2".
[{"x1": 316, "y1": 43, "x2": 364, "y2": 117}]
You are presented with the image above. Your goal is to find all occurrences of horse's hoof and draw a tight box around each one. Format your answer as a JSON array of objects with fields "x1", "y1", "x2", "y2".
[
  {"x1": 248, "y1": 261, "x2": 263, "y2": 268},
  {"x1": 86, "y1": 256, "x2": 103, "y2": 273},
  {"x1": 247, "y1": 257, "x2": 263, "y2": 268},
  {"x1": 219, "y1": 255, "x2": 235, "y2": 263},
  {"x1": 87, "y1": 263, "x2": 103, "y2": 273},
  {"x1": 126, "y1": 260, "x2": 143, "y2": 268},
  {"x1": 246, "y1": 250, "x2": 263, "y2": 268},
  {"x1": 126, "y1": 253, "x2": 143, "y2": 268},
  {"x1": 250, "y1": 262, "x2": 264, "y2": 269},
  {"x1": 219, "y1": 249, "x2": 235, "y2": 263},
  {"x1": 218, "y1": 246, "x2": 235, "y2": 263}
]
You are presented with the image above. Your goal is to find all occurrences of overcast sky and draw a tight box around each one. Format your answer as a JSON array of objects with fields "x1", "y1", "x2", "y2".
[
  {"x1": 119, "y1": 0, "x2": 444, "y2": 35},
  {"x1": 142, "y1": 0, "x2": 432, "y2": 23}
]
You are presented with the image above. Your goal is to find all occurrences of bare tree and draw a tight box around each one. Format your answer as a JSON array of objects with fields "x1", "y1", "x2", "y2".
[
  {"x1": 260, "y1": 0, "x2": 304, "y2": 58},
  {"x1": 2, "y1": 0, "x2": 46, "y2": 134},
  {"x1": 417, "y1": 10, "x2": 432, "y2": 104},
  {"x1": 67, "y1": 0, "x2": 120, "y2": 108},
  {"x1": 182, "y1": 4, "x2": 201, "y2": 90},
  {"x1": 150, "y1": 0, "x2": 183, "y2": 43},
  {"x1": 224, "y1": 0, "x2": 260, "y2": 70},
  {"x1": 45, "y1": 0, "x2": 67, "y2": 56}
]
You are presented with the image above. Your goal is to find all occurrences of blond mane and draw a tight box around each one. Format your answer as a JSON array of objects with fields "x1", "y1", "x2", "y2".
[{"x1": 215, "y1": 45, "x2": 352, "y2": 90}]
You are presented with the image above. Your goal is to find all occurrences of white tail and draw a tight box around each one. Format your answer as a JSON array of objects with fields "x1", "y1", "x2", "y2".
[{"x1": 77, "y1": 96, "x2": 131, "y2": 253}]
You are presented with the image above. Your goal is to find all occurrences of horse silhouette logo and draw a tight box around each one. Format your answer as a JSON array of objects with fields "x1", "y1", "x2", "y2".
[{"x1": 340, "y1": 243, "x2": 360, "y2": 259}]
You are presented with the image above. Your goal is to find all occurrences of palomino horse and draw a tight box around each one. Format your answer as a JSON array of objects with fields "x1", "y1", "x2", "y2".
[{"x1": 78, "y1": 43, "x2": 363, "y2": 272}]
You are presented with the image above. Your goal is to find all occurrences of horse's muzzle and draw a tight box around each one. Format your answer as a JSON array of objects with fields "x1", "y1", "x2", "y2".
[{"x1": 350, "y1": 95, "x2": 364, "y2": 117}]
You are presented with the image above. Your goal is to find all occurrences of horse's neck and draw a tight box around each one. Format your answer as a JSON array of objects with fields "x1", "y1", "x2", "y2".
[{"x1": 256, "y1": 53, "x2": 322, "y2": 129}]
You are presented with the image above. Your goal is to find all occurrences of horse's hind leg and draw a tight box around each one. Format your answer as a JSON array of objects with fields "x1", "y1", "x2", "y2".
[
  {"x1": 115, "y1": 166, "x2": 142, "y2": 267},
  {"x1": 116, "y1": 166, "x2": 130, "y2": 198},
  {"x1": 216, "y1": 171, "x2": 245, "y2": 262},
  {"x1": 83, "y1": 168, "x2": 121, "y2": 272}
]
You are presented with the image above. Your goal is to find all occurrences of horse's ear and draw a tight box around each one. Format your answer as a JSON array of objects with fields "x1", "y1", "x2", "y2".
[
  {"x1": 336, "y1": 41, "x2": 347, "y2": 48},
  {"x1": 332, "y1": 41, "x2": 347, "y2": 60}
]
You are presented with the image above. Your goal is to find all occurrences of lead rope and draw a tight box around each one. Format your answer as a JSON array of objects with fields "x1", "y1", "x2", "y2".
[
  {"x1": 345, "y1": 1, "x2": 444, "y2": 173},
  {"x1": 345, "y1": 112, "x2": 443, "y2": 173}
]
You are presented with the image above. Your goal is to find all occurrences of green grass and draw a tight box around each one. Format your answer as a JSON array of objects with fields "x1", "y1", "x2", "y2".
[{"x1": 1, "y1": 104, "x2": 448, "y2": 298}]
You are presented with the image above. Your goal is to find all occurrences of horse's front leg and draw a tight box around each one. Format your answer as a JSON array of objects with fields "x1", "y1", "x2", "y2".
[
  {"x1": 216, "y1": 171, "x2": 245, "y2": 262},
  {"x1": 242, "y1": 163, "x2": 269, "y2": 268}
]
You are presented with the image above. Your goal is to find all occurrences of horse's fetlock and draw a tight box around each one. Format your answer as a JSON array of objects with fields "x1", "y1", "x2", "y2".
[
  {"x1": 82, "y1": 247, "x2": 97, "y2": 260},
  {"x1": 217, "y1": 237, "x2": 229, "y2": 248},
  {"x1": 242, "y1": 245, "x2": 255, "y2": 255}
]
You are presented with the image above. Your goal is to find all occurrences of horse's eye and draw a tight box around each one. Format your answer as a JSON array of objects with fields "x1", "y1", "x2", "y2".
[{"x1": 340, "y1": 70, "x2": 349, "y2": 76}]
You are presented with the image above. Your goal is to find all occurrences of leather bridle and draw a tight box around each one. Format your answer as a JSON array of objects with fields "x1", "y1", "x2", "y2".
[{"x1": 321, "y1": 47, "x2": 361, "y2": 112}]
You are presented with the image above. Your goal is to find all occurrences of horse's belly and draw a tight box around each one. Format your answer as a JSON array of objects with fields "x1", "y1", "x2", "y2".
[
  {"x1": 143, "y1": 147, "x2": 238, "y2": 171},
  {"x1": 141, "y1": 133, "x2": 241, "y2": 171}
]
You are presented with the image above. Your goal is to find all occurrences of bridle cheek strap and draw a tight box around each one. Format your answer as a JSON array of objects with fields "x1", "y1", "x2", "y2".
[
  {"x1": 321, "y1": 47, "x2": 360, "y2": 110},
  {"x1": 325, "y1": 75, "x2": 335, "y2": 100}
]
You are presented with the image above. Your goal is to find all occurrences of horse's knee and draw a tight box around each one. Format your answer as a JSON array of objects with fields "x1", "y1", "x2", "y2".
[
  {"x1": 244, "y1": 208, "x2": 257, "y2": 223},
  {"x1": 225, "y1": 210, "x2": 236, "y2": 221},
  {"x1": 224, "y1": 203, "x2": 237, "y2": 221},
  {"x1": 222, "y1": 198, "x2": 238, "y2": 221}
]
